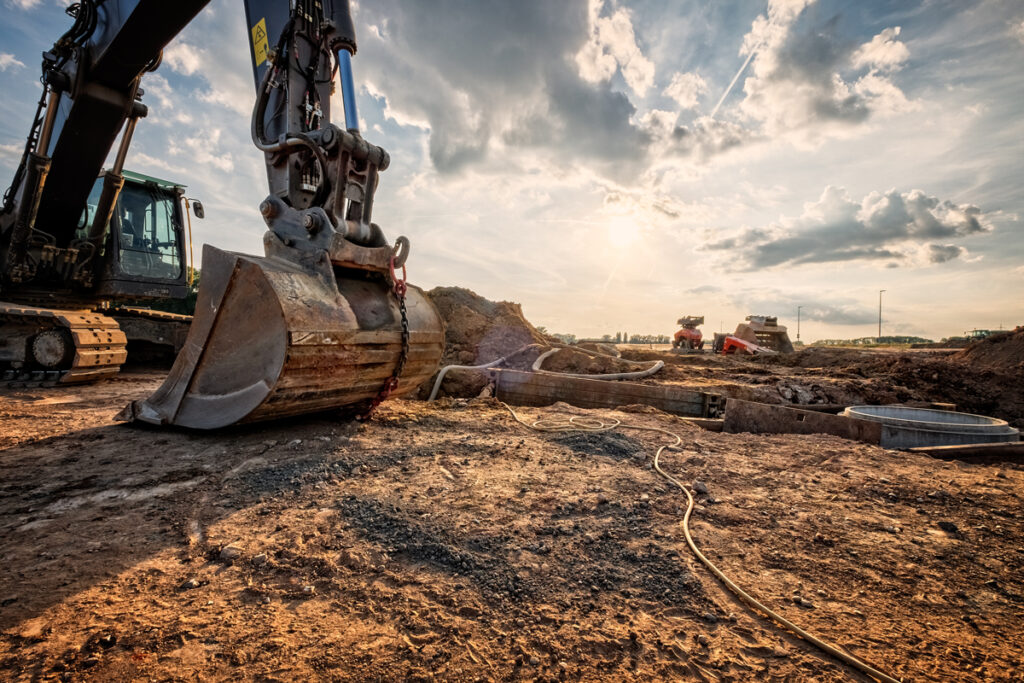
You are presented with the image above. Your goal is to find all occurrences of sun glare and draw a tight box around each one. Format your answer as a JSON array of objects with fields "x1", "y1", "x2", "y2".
[{"x1": 605, "y1": 214, "x2": 643, "y2": 248}]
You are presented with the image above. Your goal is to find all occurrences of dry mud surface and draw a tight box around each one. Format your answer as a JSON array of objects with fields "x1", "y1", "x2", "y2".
[{"x1": 2, "y1": 365, "x2": 1023, "y2": 682}]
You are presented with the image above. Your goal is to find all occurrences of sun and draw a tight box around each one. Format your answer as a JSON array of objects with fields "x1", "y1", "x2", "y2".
[{"x1": 605, "y1": 214, "x2": 643, "y2": 248}]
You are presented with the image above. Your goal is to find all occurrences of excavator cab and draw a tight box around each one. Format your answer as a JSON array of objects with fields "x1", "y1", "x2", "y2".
[{"x1": 80, "y1": 171, "x2": 190, "y2": 299}]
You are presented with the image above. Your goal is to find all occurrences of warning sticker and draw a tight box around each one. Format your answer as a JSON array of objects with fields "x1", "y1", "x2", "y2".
[{"x1": 251, "y1": 18, "x2": 269, "y2": 66}]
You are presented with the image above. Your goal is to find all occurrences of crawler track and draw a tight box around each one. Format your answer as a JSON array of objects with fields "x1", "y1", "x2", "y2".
[{"x1": 0, "y1": 302, "x2": 128, "y2": 386}]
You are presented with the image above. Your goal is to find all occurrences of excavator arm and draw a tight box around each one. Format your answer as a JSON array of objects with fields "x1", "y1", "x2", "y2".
[
  {"x1": 1, "y1": 1, "x2": 444, "y2": 426},
  {"x1": 1, "y1": 0, "x2": 209, "y2": 286}
]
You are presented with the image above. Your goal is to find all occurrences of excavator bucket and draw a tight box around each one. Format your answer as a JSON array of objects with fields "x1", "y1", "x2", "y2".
[
  {"x1": 733, "y1": 315, "x2": 795, "y2": 354},
  {"x1": 119, "y1": 244, "x2": 443, "y2": 429}
]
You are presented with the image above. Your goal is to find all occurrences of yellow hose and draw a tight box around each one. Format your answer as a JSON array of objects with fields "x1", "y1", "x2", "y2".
[{"x1": 500, "y1": 402, "x2": 902, "y2": 683}]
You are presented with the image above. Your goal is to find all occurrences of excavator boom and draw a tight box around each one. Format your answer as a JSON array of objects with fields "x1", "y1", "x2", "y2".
[{"x1": 1, "y1": 1, "x2": 443, "y2": 426}]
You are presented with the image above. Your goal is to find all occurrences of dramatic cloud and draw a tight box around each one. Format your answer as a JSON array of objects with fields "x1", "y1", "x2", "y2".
[
  {"x1": 575, "y1": 0, "x2": 655, "y2": 97},
  {"x1": 737, "y1": 1, "x2": 911, "y2": 139},
  {"x1": 663, "y1": 71, "x2": 707, "y2": 110},
  {"x1": 354, "y1": 0, "x2": 657, "y2": 176},
  {"x1": 707, "y1": 186, "x2": 991, "y2": 269},
  {"x1": 0, "y1": 53, "x2": 25, "y2": 71}
]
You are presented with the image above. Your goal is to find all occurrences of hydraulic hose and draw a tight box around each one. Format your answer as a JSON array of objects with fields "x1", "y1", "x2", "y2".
[
  {"x1": 531, "y1": 347, "x2": 664, "y2": 380},
  {"x1": 250, "y1": 60, "x2": 331, "y2": 206},
  {"x1": 427, "y1": 343, "x2": 543, "y2": 402}
]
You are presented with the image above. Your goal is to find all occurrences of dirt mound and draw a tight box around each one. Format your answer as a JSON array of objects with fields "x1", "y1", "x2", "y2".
[
  {"x1": 422, "y1": 288, "x2": 649, "y2": 398},
  {"x1": 427, "y1": 286, "x2": 548, "y2": 366},
  {"x1": 539, "y1": 347, "x2": 636, "y2": 375},
  {"x1": 954, "y1": 328, "x2": 1024, "y2": 372},
  {"x1": 423, "y1": 287, "x2": 549, "y2": 396}
]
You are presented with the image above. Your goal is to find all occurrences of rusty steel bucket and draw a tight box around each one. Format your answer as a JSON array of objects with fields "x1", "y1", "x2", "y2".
[{"x1": 120, "y1": 244, "x2": 443, "y2": 429}]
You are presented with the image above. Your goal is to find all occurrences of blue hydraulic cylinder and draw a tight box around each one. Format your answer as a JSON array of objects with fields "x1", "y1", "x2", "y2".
[{"x1": 336, "y1": 49, "x2": 359, "y2": 132}]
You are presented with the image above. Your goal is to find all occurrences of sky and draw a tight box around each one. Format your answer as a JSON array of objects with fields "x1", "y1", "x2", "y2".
[{"x1": 1, "y1": 0, "x2": 1022, "y2": 342}]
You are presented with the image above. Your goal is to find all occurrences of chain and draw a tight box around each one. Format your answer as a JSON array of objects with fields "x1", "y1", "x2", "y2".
[{"x1": 357, "y1": 244, "x2": 411, "y2": 420}]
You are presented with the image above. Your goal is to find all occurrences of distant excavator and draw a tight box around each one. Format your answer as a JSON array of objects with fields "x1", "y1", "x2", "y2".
[
  {"x1": 713, "y1": 315, "x2": 795, "y2": 355},
  {"x1": 0, "y1": 0, "x2": 443, "y2": 428}
]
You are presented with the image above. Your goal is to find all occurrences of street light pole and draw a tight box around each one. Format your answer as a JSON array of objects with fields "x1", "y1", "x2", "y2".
[
  {"x1": 797, "y1": 305, "x2": 802, "y2": 341},
  {"x1": 878, "y1": 289, "x2": 886, "y2": 340}
]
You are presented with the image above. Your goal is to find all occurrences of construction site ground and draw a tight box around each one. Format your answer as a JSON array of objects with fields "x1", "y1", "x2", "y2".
[{"x1": 2, "y1": 347, "x2": 1023, "y2": 682}]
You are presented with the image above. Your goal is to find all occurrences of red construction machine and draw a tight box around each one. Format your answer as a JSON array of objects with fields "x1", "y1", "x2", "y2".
[
  {"x1": 672, "y1": 315, "x2": 705, "y2": 351},
  {"x1": 712, "y1": 315, "x2": 794, "y2": 355}
]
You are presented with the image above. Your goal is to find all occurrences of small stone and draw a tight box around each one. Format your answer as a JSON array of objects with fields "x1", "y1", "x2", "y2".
[
  {"x1": 596, "y1": 493, "x2": 609, "y2": 505},
  {"x1": 697, "y1": 634, "x2": 710, "y2": 647},
  {"x1": 262, "y1": 596, "x2": 271, "y2": 604},
  {"x1": 289, "y1": 439, "x2": 302, "y2": 447},
  {"x1": 180, "y1": 578, "x2": 200, "y2": 590},
  {"x1": 693, "y1": 480, "x2": 709, "y2": 495},
  {"x1": 812, "y1": 533, "x2": 834, "y2": 546},
  {"x1": 220, "y1": 545, "x2": 243, "y2": 562},
  {"x1": 938, "y1": 521, "x2": 958, "y2": 534},
  {"x1": 302, "y1": 585, "x2": 315, "y2": 595},
  {"x1": 640, "y1": 493, "x2": 650, "y2": 502},
  {"x1": 252, "y1": 553, "x2": 268, "y2": 566},
  {"x1": 702, "y1": 611, "x2": 718, "y2": 623},
  {"x1": 529, "y1": 655, "x2": 540, "y2": 666}
]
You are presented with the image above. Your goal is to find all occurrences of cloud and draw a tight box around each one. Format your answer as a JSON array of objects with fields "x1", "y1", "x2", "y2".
[
  {"x1": 354, "y1": 0, "x2": 659, "y2": 176},
  {"x1": 668, "y1": 116, "x2": 755, "y2": 161},
  {"x1": 1013, "y1": 20, "x2": 1024, "y2": 45},
  {"x1": 706, "y1": 186, "x2": 991, "y2": 269},
  {"x1": 575, "y1": 0, "x2": 655, "y2": 97},
  {"x1": 927, "y1": 243, "x2": 966, "y2": 264},
  {"x1": 163, "y1": 43, "x2": 203, "y2": 76},
  {"x1": 4, "y1": 0, "x2": 42, "y2": 9},
  {"x1": 851, "y1": 27, "x2": 909, "y2": 71},
  {"x1": 714, "y1": 285, "x2": 878, "y2": 326},
  {"x1": 736, "y1": 2, "x2": 912, "y2": 140},
  {"x1": 0, "y1": 53, "x2": 25, "y2": 71},
  {"x1": 663, "y1": 71, "x2": 707, "y2": 110}
]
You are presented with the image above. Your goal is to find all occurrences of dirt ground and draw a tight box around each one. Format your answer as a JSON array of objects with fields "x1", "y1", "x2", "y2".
[{"x1": 2, "y1": 358, "x2": 1023, "y2": 682}]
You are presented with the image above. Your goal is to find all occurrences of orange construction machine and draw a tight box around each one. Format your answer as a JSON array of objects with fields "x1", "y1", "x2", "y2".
[
  {"x1": 712, "y1": 315, "x2": 794, "y2": 355},
  {"x1": 672, "y1": 315, "x2": 705, "y2": 351}
]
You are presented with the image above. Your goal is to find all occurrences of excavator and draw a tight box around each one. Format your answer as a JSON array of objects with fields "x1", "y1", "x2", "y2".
[{"x1": 0, "y1": 0, "x2": 444, "y2": 429}]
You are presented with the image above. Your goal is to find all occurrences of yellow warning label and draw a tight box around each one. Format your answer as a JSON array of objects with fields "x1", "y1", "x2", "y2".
[{"x1": 251, "y1": 18, "x2": 269, "y2": 66}]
